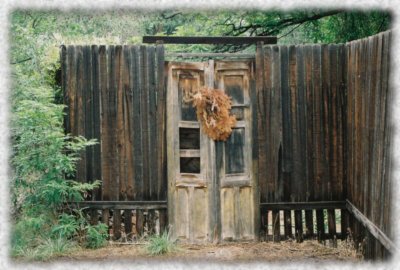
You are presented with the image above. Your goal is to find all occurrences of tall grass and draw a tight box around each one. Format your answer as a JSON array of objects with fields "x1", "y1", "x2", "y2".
[{"x1": 146, "y1": 231, "x2": 177, "y2": 255}]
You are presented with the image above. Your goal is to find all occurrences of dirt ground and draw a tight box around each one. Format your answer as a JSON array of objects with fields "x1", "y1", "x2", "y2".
[{"x1": 58, "y1": 239, "x2": 361, "y2": 263}]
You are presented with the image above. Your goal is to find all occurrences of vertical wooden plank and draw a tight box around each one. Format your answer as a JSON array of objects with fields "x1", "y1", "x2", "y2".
[
  {"x1": 329, "y1": 44, "x2": 339, "y2": 201},
  {"x1": 118, "y1": 45, "x2": 129, "y2": 202},
  {"x1": 102, "y1": 209, "x2": 110, "y2": 235},
  {"x1": 321, "y1": 44, "x2": 330, "y2": 201},
  {"x1": 359, "y1": 39, "x2": 367, "y2": 216},
  {"x1": 123, "y1": 45, "x2": 134, "y2": 201},
  {"x1": 147, "y1": 46, "x2": 158, "y2": 200},
  {"x1": 344, "y1": 39, "x2": 354, "y2": 242},
  {"x1": 256, "y1": 42, "x2": 267, "y2": 211},
  {"x1": 260, "y1": 210, "x2": 268, "y2": 240},
  {"x1": 100, "y1": 46, "x2": 114, "y2": 200},
  {"x1": 316, "y1": 209, "x2": 324, "y2": 241},
  {"x1": 284, "y1": 210, "x2": 292, "y2": 239},
  {"x1": 365, "y1": 37, "x2": 374, "y2": 221},
  {"x1": 263, "y1": 46, "x2": 274, "y2": 203},
  {"x1": 370, "y1": 34, "x2": 382, "y2": 229},
  {"x1": 148, "y1": 209, "x2": 157, "y2": 235},
  {"x1": 312, "y1": 45, "x2": 323, "y2": 200},
  {"x1": 110, "y1": 45, "x2": 120, "y2": 201},
  {"x1": 341, "y1": 208, "x2": 349, "y2": 240},
  {"x1": 272, "y1": 45, "x2": 283, "y2": 203},
  {"x1": 272, "y1": 209, "x2": 280, "y2": 242},
  {"x1": 75, "y1": 46, "x2": 86, "y2": 183},
  {"x1": 113, "y1": 45, "x2": 124, "y2": 202},
  {"x1": 132, "y1": 46, "x2": 144, "y2": 201},
  {"x1": 294, "y1": 210, "x2": 303, "y2": 241},
  {"x1": 68, "y1": 46, "x2": 77, "y2": 137},
  {"x1": 251, "y1": 42, "x2": 268, "y2": 239},
  {"x1": 156, "y1": 44, "x2": 166, "y2": 201},
  {"x1": 327, "y1": 209, "x2": 336, "y2": 238},
  {"x1": 91, "y1": 45, "x2": 102, "y2": 200},
  {"x1": 311, "y1": 45, "x2": 326, "y2": 240},
  {"x1": 159, "y1": 209, "x2": 167, "y2": 234},
  {"x1": 354, "y1": 39, "x2": 362, "y2": 210},
  {"x1": 124, "y1": 209, "x2": 133, "y2": 239},
  {"x1": 140, "y1": 46, "x2": 150, "y2": 200},
  {"x1": 99, "y1": 46, "x2": 108, "y2": 201},
  {"x1": 113, "y1": 209, "x2": 122, "y2": 240},
  {"x1": 304, "y1": 45, "x2": 314, "y2": 202},
  {"x1": 136, "y1": 210, "x2": 144, "y2": 237},
  {"x1": 280, "y1": 45, "x2": 292, "y2": 204},
  {"x1": 305, "y1": 210, "x2": 313, "y2": 239},
  {"x1": 288, "y1": 45, "x2": 300, "y2": 202},
  {"x1": 338, "y1": 44, "x2": 347, "y2": 204},
  {"x1": 380, "y1": 31, "x2": 391, "y2": 238},
  {"x1": 61, "y1": 45, "x2": 69, "y2": 137},
  {"x1": 296, "y1": 45, "x2": 307, "y2": 202},
  {"x1": 206, "y1": 59, "x2": 218, "y2": 243},
  {"x1": 83, "y1": 46, "x2": 93, "y2": 188}
]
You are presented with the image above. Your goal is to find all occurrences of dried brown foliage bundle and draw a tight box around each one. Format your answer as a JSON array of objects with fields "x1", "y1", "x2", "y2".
[{"x1": 191, "y1": 87, "x2": 237, "y2": 141}]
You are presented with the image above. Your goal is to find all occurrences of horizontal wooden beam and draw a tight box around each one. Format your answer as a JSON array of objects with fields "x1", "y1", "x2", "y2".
[
  {"x1": 68, "y1": 201, "x2": 167, "y2": 210},
  {"x1": 143, "y1": 36, "x2": 277, "y2": 45},
  {"x1": 260, "y1": 201, "x2": 346, "y2": 211},
  {"x1": 346, "y1": 200, "x2": 397, "y2": 254},
  {"x1": 166, "y1": 52, "x2": 255, "y2": 58},
  {"x1": 180, "y1": 149, "x2": 200, "y2": 157}
]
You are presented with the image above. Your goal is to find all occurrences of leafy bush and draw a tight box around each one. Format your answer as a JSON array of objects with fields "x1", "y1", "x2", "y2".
[
  {"x1": 85, "y1": 223, "x2": 109, "y2": 249},
  {"x1": 146, "y1": 231, "x2": 176, "y2": 255},
  {"x1": 51, "y1": 213, "x2": 81, "y2": 239}
]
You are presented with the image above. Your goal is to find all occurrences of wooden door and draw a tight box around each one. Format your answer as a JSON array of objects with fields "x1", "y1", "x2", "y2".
[{"x1": 167, "y1": 60, "x2": 256, "y2": 243}]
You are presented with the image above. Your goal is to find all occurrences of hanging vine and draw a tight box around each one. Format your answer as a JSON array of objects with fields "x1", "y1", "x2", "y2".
[{"x1": 184, "y1": 87, "x2": 237, "y2": 141}]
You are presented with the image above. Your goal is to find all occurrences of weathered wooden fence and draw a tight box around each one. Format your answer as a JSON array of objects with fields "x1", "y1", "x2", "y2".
[
  {"x1": 256, "y1": 31, "x2": 393, "y2": 259},
  {"x1": 345, "y1": 31, "x2": 393, "y2": 260},
  {"x1": 61, "y1": 45, "x2": 167, "y2": 239},
  {"x1": 256, "y1": 43, "x2": 348, "y2": 241},
  {"x1": 61, "y1": 31, "x2": 393, "y2": 258}
]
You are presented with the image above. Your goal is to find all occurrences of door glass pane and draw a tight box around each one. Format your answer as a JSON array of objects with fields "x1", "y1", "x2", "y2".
[
  {"x1": 180, "y1": 157, "x2": 200, "y2": 173},
  {"x1": 225, "y1": 128, "x2": 245, "y2": 174},
  {"x1": 179, "y1": 128, "x2": 200, "y2": 149},
  {"x1": 179, "y1": 76, "x2": 198, "y2": 121},
  {"x1": 224, "y1": 75, "x2": 244, "y2": 105},
  {"x1": 230, "y1": 107, "x2": 244, "y2": 121}
]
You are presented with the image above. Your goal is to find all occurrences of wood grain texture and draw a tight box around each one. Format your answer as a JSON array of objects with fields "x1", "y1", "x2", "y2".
[
  {"x1": 62, "y1": 31, "x2": 392, "y2": 255},
  {"x1": 63, "y1": 44, "x2": 167, "y2": 204}
]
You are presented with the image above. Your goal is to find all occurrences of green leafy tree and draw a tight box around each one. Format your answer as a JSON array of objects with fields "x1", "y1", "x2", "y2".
[{"x1": 143, "y1": 10, "x2": 391, "y2": 51}]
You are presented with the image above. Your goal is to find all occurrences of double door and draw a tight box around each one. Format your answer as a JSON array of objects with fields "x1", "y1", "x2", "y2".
[{"x1": 167, "y1": 60, "x2": 256, "y2": 242}]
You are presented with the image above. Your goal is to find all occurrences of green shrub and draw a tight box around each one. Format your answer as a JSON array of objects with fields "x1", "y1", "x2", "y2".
[
  {"x1": 51, "y1": 213, "x2": 81, "y2": 239},
  {"x1": 146, "y1": 231, "x2": 176, "y2": 255},
  {"x1": 85, "y1": 223, "x2": 108, "y2": 249}
]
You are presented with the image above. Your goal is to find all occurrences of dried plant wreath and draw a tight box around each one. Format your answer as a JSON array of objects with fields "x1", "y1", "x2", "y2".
[{"x1": 183, "y1": 87, "x2": 237, "y2": 141}]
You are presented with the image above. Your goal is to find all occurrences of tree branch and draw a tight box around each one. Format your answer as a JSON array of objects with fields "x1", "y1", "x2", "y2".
[
  {"x1": 11, "y1": 57, "x2": 32, "y2": 65},
  {"x1": 228, "y1": 10, "x2": 343, "y2": 38},
  {"x1": 161, "y1": 12, "x2": 182, "y2": 20},
  {"x1": 278, "y1": 21, "x2": 307, "y2": 39}
]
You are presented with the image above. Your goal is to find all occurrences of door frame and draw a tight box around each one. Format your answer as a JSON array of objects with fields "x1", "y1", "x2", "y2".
[{"x1": 166, "y1": 59, "x2": 259, "y2": 243}]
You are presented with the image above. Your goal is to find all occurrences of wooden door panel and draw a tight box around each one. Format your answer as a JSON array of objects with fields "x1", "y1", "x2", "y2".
[
  {"x1": 221, "y1": 188, "x2": 235, "y2": 240},
  {"x1": 216, "y1": 61, "x2": 255, "y2": 241},
  {"x1": 193, "y1": 187, "x2": 208, "y2": 240},
  {"x1": 239, "y1": 187, "x2": 254, "y2": 239},
  {"x1": 168, "y1": 60, "x2": 256, "y2": 243},
  {"x1": 175, "y1": 187, "x2": 189, "y2": 239},
  {"x1": 168, "y1": 62, "x2": 210, "y2": 243}
]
